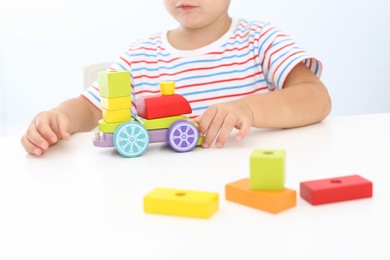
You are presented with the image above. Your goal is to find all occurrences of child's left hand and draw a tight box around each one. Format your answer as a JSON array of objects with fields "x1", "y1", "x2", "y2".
[{"x1": 194, "y1": 101, "x2": 254, "y2": 148}]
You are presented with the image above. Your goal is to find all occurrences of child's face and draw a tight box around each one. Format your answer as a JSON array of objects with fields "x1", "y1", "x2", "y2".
[{"x1": 163, "y1": 0, "x2": 231, "y2": 29}]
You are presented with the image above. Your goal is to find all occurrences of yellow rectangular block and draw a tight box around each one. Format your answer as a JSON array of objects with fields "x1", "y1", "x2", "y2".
[
  {"x1": 100, "y1": 96, "x2": 131, "y2": 110},
  {"x1": 102, "y1": 108, "x2": 131, "y2": 123},
  {"x1": 144, "y1": 188, "x2": 219, "y2": 219}
]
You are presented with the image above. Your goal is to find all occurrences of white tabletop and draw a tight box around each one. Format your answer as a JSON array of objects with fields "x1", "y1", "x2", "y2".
[{"x1": 1, "y1": 113, "x2": 390, "y2": 260}]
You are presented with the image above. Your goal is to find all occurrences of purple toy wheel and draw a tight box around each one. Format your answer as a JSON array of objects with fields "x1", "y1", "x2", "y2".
[{"x1": 167, "y1": 120, "x2": 199, "y2": 152}]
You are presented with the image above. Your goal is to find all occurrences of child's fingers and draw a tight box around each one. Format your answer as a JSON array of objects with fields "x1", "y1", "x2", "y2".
[
  {"x1": 235, "y1": 121, "x2": 252, "y2": 141},
  {"x1": 215, "y1": 115, "x2": 236, "y2": 148},
  {"x1": 35, "y1": 117, "x2": 60, "y2": 145},
  {"x1": 193, "y1": 115, "x2": 202, "y2": 124},
  {"x1": 20, "y1": 133, "x2": 45, "y2": 156},
  {"x1": 202, "y1": 110, "x2": 225, "y2": 148},
  {"x1": 21, "y1": 121, "x2": 51, "y2": 155},
  {"x1": 53, "y1": 115, "x2": 71, "y2": 141},
  {"x1": 197, "y1": 106, "x2": 217, "y2": 135}
]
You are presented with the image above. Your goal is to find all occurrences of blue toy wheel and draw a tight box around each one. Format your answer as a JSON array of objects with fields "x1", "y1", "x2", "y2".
[
  {"x1": 113, "y1": 121, "x2": 149, "y2": 157},
  {"x1": 167, "y1": 120, "x2": 199, "y2": 152}
]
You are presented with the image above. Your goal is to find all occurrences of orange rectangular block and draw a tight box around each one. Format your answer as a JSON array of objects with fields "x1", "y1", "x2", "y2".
[{"x1": 225, "y1": 178, "x2": 296, "y2": 214}]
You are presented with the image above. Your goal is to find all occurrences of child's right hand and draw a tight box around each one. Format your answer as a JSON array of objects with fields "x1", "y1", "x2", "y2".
[{"x1": 21, "y1": 110, "x2": 71, "y2": 156}]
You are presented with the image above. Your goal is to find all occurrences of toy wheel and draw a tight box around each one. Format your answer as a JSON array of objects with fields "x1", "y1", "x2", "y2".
[
  {"x1": 113, "y1": 121, "x2": 150, "y2": 157},
  {"x1": 167, "y1": 120, "x2": 199, "y2": 152}
]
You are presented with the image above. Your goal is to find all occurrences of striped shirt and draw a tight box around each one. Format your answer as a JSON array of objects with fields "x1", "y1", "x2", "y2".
[{"x1": 82, "y1": 17, "x2": 322, "y2": 118}]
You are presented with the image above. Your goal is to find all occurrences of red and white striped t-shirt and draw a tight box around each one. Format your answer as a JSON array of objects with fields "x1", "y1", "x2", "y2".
[{"x1": 82, "y1": 17, "x2": 322, "y2": 118}]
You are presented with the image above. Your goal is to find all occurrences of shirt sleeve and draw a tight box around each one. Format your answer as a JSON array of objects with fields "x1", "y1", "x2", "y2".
[{"x1": 257, "y1": 23, "x2": 322, "y2": 90}]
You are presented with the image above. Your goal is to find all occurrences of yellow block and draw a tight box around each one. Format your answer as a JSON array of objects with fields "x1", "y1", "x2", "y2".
[
  {"x1": 144, "y1": 188, "x2": 219, "y2": 219},
  {"x1": 98, "y1": 119, "x2": 130, "y2": 133},
  {"x1": 102, "y1": 108, "x2": 131, "y2": 123},
  {"x1": 159, "y1": 81, "x2": 175, "y2": 96},
  {"x1": 100, "y1": 96, "x2": 131, "y2": 110}
]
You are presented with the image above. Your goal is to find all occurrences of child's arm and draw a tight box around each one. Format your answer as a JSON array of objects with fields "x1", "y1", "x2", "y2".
[
  {"x1": 21, "y1": 96, "x2": 101, "y2": 156},
  {"x1": 196, "y1": 62, "x2": 332, "y2": 148}
]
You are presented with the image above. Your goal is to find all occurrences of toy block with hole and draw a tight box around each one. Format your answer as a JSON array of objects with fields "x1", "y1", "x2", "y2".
[
  {"x1": 225, "y1": 178, "x2": 296, "y2": 214},
  {"x1": 102, "y1": 108, "x2": 131, "y2": 123},
  {"x1": 98, "y1": 70, "x2": 130, "y2": 98},
  {"x1": 300, "y1": 175, "x2": 373, "y2": 205},
  {"x1": 144, "y1": 188, "x2": 219, "y2": 218},
  {"x1": 100, "y1": 96, "x2": 131, "y2": 110},
  {"x1": 250, "y1": 149, "x2": 285, "y2": 191}
]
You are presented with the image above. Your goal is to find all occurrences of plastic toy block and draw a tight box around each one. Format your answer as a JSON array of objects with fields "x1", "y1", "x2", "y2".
[
  {"x1": 98, "y1": 119, "x2": 124, "y2": 133},
  {"x1": 250, "y1": 149, "x2": 285, "y2": 191},
  {"x1": 136, "y1": 94, "x2": 192, "y2": 119},
  {"x1": 160, "y1": 81, "x2": 175, "y2": 96},
  {"x1": 226, "y1": 178, "x2": 296, "y2": 214},
  {"x1": 100, "y1": 96, "x2": 131, "y2": 110},
  {"x1": 98, "y1": 71, "x2": 130, "y2": 98},
  {"x1": 300, "y1": 175, "x2": 373, "y2": 205},
  {"x1": 144, "y1": 188, "x2": 219, "y2": 218},
  {"x1": 102, "y1": 108, "x2": 131, "y2": 123},
  {"x1": 136, "y1": 115, "x2": 186, "y2": 130}
]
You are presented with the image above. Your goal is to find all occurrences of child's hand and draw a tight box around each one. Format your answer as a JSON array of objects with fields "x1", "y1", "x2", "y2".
[
  {"x1": 195, "y1": 101, "x2": 254, "y2": 148},
  {"x1": 21, "y1": 110, "x2": 71, "y2": 156}
]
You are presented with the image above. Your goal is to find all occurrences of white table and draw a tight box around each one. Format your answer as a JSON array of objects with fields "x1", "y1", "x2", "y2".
[{"x1": 1, "y1": 113, "x2": 390, "y2": 260}]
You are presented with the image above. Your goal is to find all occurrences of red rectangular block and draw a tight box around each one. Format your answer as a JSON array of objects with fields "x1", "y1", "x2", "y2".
[{"x1": 300, "y1": 175, "x2": 373, "y2": 205}]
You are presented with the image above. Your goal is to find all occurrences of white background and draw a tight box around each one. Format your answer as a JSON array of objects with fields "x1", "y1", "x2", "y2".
[{"x1": 1, "y1": 0, "x2": 390, "y2": 129}]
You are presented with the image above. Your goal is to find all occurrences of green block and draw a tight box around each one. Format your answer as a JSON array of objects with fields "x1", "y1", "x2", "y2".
[
  {"x1": 250, "y1": 149, "x2": 285, "y2": 191},
  {"x1": 98, "y1": 71, "x2": 131, "y2": 98},
  {"x1": 98, "y1": 119, "x2": 123, "y2": 133},
  {"x1": 136, "y1": 115, "x2": 187, "y2": 130}
]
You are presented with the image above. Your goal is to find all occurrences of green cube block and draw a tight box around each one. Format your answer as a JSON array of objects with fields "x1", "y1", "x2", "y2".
[
  {"x1": 250, "y1": 149, "x2": 285, "y2": 191},
  {"x1": 98, "y1": 71, "x2": 131, "y2": 98}
]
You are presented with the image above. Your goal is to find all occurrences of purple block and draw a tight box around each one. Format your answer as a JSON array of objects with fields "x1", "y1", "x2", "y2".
[
  {"x1": 93, "y1": 132, "x2": 114, "y2": 147},
  {"x1": 149, "y1": 129, "x2": 168, "y2": 143}
]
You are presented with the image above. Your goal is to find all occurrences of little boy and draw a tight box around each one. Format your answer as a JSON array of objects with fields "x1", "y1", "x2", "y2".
[{"x1": 21, "y1": 0, "x2": 331, "y2": 156}]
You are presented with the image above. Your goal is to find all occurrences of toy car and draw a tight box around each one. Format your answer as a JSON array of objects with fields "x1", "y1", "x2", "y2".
[{"x1": 93, "y1": 71, "x2": 202, "y2": 158}]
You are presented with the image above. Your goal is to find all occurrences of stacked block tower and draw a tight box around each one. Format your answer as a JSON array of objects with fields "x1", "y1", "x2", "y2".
[
  {"x1": 225, "y1": 149, "x2": 296, "y2": 214},
  {"x1": 94, "y1": 70, "x2": 132, "y2": 143}
]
